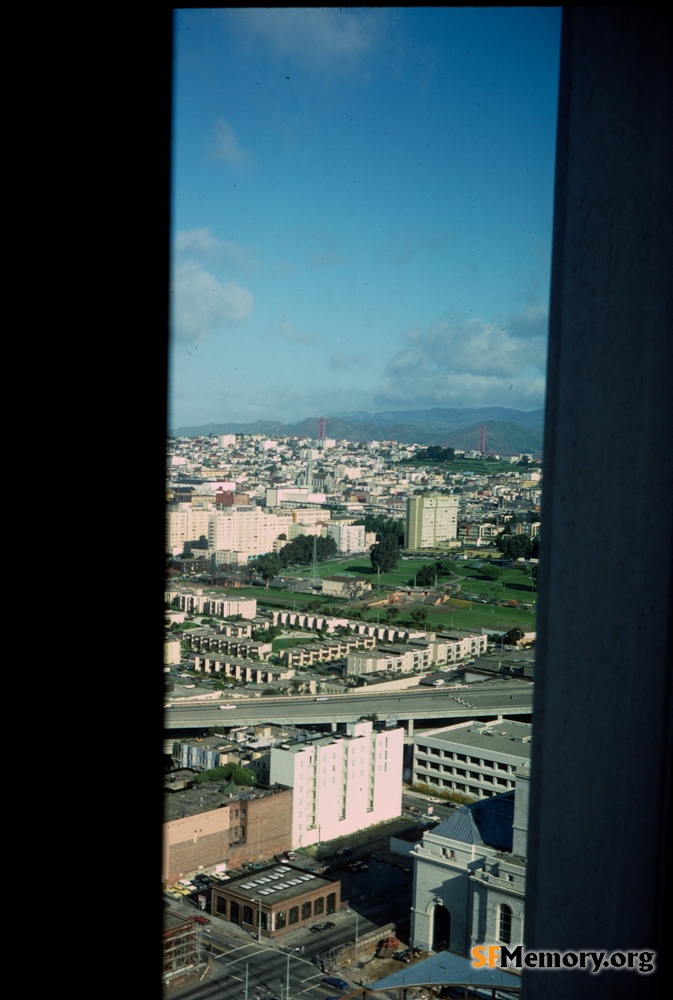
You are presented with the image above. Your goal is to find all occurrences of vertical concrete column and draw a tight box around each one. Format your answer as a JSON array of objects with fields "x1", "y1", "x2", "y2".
[{"x1": 523, "y1": 8, "x2": 672, "y2": 999}]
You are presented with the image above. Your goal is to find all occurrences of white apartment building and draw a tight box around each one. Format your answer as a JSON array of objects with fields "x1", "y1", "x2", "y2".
[
  {"x1": 422, "y1": 631, "x2": 489, "y2": 665},
  {"x1": 269, "y1": 721, "x2": 403, "y2": 849},
  {"x1": 209, "y1": 505, "x2": 293, "y2": 560},
  {"x1": 405, "y1": 494, "x2": 459, "y2": 549},
  {"x1": 165, "y1": 587, "x2": 257, "y2": 619},
  {"x1": 412, "y1": 720, "x2": 532, "y2": 799},
  {"x1": 166, "y1": 503, "x2": 213, "y2": 556},
  {"x1": 326, "y1": 522, "x2": 366, "y2": 553},
  {"x1": 346, "y1": 644, "x2": 431, "y2": 677}
]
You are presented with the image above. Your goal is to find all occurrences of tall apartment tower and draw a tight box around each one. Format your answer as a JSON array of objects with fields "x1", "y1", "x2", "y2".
[{"x1": 405, "y1": 493, "x2": 459, "y2": 549}]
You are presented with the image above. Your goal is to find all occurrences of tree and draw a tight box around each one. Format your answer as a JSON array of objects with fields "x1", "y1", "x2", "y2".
[
  {"x1": 504, "y1": 626, "x2": 525, "y2": 645},
  {"x1": 480, "y1": 564, "x2": 501, "y2": 581},
  {"x1": 496, "y1": 534, "x2": 534, "y2": 560},
  {"x1": 370, "y1": 533, "x2": 400, "y2": 574},
  {"x1": 279, "y1": 533, "x2": 337, "y2": 567},
  {"x1": 251, "y1": 552, "x2": 282, "y2": 586},
  {"x1": 409, "y1": 606, "x2": 429, "y2": 627},
  {"x1": 385, "y1": 606, "x2": 400, "y2": 622},
  {"x1": 413, "y1": 565, "x2": 437, "y2": 587},
  {"x1": 363, "y1": 514, "x2": 405, "y2": 543}
]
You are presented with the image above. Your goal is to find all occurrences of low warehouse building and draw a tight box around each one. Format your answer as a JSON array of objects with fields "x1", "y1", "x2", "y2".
[{"x1": 211, "y1": 863, "x2": 342, "y2": 939}]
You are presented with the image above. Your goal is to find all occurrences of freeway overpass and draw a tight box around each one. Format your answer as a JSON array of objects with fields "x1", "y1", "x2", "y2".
[{"x1": 163, "y1": 679, "x2": 533, "y2": 738}]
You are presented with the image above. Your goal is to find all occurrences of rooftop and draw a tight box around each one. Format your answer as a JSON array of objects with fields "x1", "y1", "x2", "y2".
[
  {"x1": 215, "y1": 864, "x2": 336, "y2": 904},
  {"x1": 419, "y1": 719, "x2": 533, "y2": 759},
  {"x1": 164, "y1": 783, "x2": 285, "y2": 822}
]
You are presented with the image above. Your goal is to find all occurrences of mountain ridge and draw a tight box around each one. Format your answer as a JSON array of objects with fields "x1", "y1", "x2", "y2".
[{"x1": 171, "y1": 407, "x2": 544, "y2": 457}]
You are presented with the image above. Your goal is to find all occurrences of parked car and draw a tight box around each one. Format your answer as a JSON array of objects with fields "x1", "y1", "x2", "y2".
[
  {"x1": 323, "y1": 978, "x2": 349, "y2": 991},
  {"x1": 190, "y1": 915, "x2": 210, "y2": 925}
]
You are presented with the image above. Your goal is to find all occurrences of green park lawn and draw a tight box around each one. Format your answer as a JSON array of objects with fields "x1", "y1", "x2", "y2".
[{"x1": 234, "y1": 550, "x2": 536, "y2": 636}]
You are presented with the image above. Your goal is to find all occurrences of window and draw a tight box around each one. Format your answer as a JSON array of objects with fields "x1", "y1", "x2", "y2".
[
  {"x1": 314, "y1": 897, "x2": 324, "y2": 916},
  {"x1": 302, "y1": 901, "x2": 312, "y2": 921},
  {"x1": 216, "y1": 896, "x2": 226, "y2": 915},
  {"x1": 289, "y1": 906, "x2": 299, "y2": 925},
  {"x1": 276, "y1": 910, "x2": 286, "y2": 929},
  {"x1": 498, "y1": 903, "x2": 512, "y2": 944},
  {"x1": 326, "y1": 893, "x2": 336, "y2": 915}
]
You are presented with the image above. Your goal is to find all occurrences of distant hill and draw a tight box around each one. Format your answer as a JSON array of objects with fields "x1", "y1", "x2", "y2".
[{"x1": 171, "y1": 406, "x2": 544, "y2": 457}]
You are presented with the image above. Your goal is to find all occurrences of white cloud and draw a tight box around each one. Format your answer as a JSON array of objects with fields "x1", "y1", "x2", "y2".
[
  {"x1": 213, "y1": 117, "x2": 251, "y2": 165},
  {"x1": 374, "y1": 304, "x2": 548, "y2": 410},
  {"x1": 279, "y1": 320, "x2": 316, "y2": 346},
  {"x1": 229, "y1": 8, "x2": 386, "y2": 76},
  {"x1": 328, "y1": 351, "x2": 372, "y2": 372},
  {"x1": 174, "y1": 228, "x2": 248, "y2": 267},
  {"x1": 171, "y1": 260, "x2": 253, "y2": 343}
]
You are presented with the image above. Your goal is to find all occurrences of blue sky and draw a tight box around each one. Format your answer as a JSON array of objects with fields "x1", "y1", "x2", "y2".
[{"x1": 170, "y1": 7, "x2": 561, "y2": 431}]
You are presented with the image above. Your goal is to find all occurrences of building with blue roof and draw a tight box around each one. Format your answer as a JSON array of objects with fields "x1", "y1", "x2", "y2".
[{"x1": 410, "y1": 765, "x2": 529, "y2": 957}]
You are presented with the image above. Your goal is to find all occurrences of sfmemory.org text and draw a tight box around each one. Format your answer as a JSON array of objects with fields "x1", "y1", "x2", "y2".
[{"x1": 471, "y1": 945, "x2": 656, "y2": 975}]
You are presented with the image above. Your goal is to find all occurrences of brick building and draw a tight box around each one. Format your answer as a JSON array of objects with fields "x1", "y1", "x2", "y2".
[
  {"x1": 163, "y1": 786, "x2": 293, "y2": 886},
  {"x1": 211, "y1": 863, "x2": 342, "y2": 940}
]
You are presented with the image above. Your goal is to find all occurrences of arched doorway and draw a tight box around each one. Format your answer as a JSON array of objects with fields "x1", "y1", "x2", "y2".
[{"x1": 433, "y1": 903, "x2": 451, "y2": 951}]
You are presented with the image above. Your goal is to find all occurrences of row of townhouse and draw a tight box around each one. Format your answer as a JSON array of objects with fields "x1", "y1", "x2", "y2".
[
  {"x1": 191, "y1": 655, "x2": 293, "y2": 684},
  {"x1": 269, "y1": 610, "x2": 419, "y2": 644},
  {"x1": 190, "y1": 638, "x2": 272, "y2": 661},
  {"x1": 345, "y1": 643, "x2": 432, "y2": 676},
  {"x1": 187, "y1": 623, "x2": 254, "y2": 643},
  {"x1": 422, "y1": 631, "x2": 489, "y2": 664},
  {"x1": 278, "y1": 634, "x2": 376, "y2": 668}
]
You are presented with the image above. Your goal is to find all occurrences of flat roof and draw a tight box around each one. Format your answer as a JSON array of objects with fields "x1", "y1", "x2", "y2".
[
  {"x1": 215, "y1": 865, "x2": 336, "y2": 905},
  {"x1": 164, "y1": 785, "x2": 284, "y2": 822},
  {"x1": 418, "y1": 720, "x2": 533, "y2": 759}
]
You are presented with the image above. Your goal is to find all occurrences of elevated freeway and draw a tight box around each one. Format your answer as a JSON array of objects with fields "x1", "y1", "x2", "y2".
[{"x1": 163, "y1": 679, "x2": 533, "y2": 738}]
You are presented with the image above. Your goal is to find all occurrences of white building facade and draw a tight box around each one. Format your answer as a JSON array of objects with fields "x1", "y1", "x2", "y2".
[
  {"x1": 410, "y1": 766, "x2": 529, "y2": 956},
  {"x1": 405, "y1": 494, "x2": 459, "y2": 549},
  {"x1": 208, "y1": 505, "x2": 293, "y2": 560},
  {"x1": 269, "y1": 721, "x2": 403, "y2": 849}
]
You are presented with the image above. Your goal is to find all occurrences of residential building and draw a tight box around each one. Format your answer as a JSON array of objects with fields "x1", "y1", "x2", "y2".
[
  {"x1": 209, "y1": 505, "x2": 293, "y2": 560},
  {"x1": 345, "y1": 644, "x2": 431, "y2": 677},
  {"x1": 166, "y1": 503, "x2": 213, "y2": 556},
  {"x1": 326, "y1": 521, "x2": 367, "y2": 553},
  {"x1": 405, "y1": 494, "x2": 459, "y2": 549},
  {"x1": 412, "y1": 720, "x2": 532, "y2": 800},
  {"x1": 192, "y1": 656, "x2": 290, "y2": 683},
  {"x1": 270, "y1": 720, "x2": 403, "y2": 849},
  {"x1": 421, "y1": 631, "x2": 489, "y2": 665},
  {"x1": 165, "y1": 587, "x2": 257, "y2": 619},
  {"x1": 279, "y1": 634, "x2": 376, "y2": 668}
]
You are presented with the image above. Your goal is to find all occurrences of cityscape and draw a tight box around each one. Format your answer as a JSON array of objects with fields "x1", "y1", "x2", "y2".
[
  {"x1": 162, "y1": 7, "x2": 670, "y2": 1000},
  {"x1": 162, "y1": 422, "x2": 540, "y2": 998}
]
